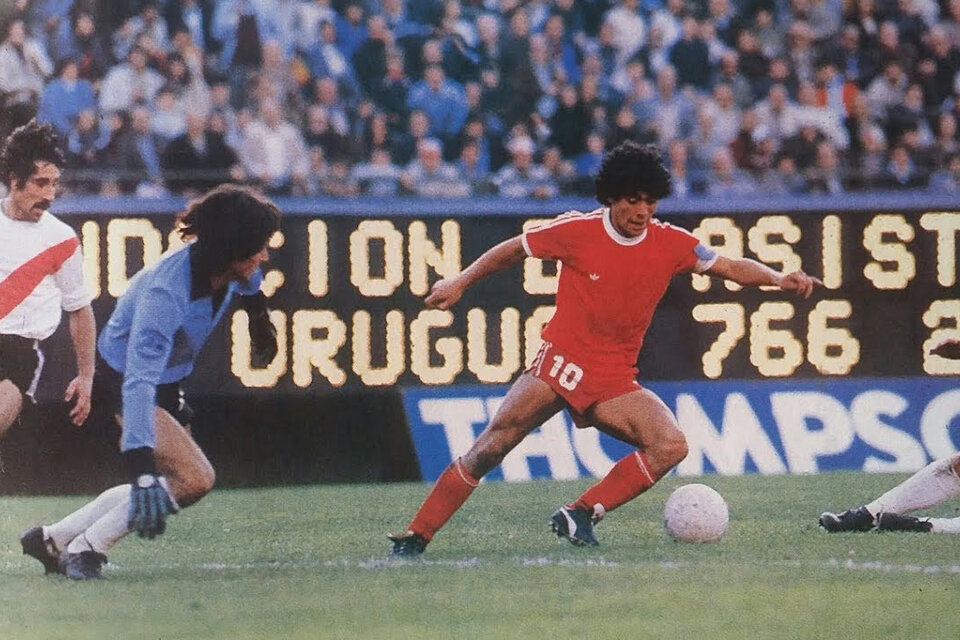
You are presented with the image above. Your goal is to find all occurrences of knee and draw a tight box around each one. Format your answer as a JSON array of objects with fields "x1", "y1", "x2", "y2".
[
  {"x1": 174, "y1": 461, "x2": 216, "y2": 508},
  {"x1": 656, "y1": 432, "x2": 689, "y2": 467}
]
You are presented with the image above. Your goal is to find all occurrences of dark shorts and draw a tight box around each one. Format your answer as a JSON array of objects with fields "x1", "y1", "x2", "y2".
[
  {"x1": 94, "y1": 359, "x2": 195, "y2": 428},
  {"x1": 0, "y1": 334, "x2": 43, "y2": 400}
]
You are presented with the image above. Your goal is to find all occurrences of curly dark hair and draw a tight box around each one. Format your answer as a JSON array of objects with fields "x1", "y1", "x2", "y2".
[
  {"x1": 595, "y1": 141, "x2": 672, "y2": 204},
  {"x1": 178, "y1": 184, "x2": 282, "y2": 275},
  {"x1": 0, "y1": 121, "x2": 65, "y2": 190}
]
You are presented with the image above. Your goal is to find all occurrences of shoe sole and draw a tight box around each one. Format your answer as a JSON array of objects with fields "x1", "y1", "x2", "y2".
[{"x1": 549, "y1": 517, "x2": 595, "y2": 547}]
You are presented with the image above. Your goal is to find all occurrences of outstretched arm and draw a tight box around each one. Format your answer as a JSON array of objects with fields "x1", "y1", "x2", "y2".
[
  {"x1": 705, "y1": 255, "x2": 822, "y2": 299},
  {"x1": 425, "y1": 236, "x2": 527, "y2": 310}
]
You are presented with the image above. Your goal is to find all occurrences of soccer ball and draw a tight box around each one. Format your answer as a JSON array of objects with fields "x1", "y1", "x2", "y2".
[{"x1": 663, "y1": 483, "x2": 729, "y2": 542}]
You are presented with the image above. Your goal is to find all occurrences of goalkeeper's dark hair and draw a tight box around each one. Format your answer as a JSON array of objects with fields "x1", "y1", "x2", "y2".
[
  {"x1": 0, "y1": 121, "x2": 65, "y2": 189},
  {"x1": 595, "y1": 141, "x2": 672, "y2": 205},
  {"x1": 178, "y1": 184, "x2": 281, "y2": 275}
]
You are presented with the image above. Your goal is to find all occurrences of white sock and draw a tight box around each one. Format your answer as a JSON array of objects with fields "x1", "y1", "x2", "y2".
[
  {"x1": 66, "y1": 497, "x2": 131, "y2": 555},
  {"x1": 928, "y1": 517, "x2": 960, "y2": 534},
  {"x1": 44, "y1": 484, "x2": 130, "y2": 552},
  {"x1": 866, "y1": 458, "x2": 960, "y2": 515}
]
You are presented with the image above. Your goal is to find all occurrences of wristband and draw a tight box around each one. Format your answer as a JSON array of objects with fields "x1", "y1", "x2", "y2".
[{"x1": 123, "y1": 447, "x2": 157, "y2": 481}]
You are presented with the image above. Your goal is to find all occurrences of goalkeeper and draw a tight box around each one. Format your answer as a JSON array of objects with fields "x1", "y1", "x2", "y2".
[{"x1": 20, "y1": 184, "x2": 281, "y2": 579}]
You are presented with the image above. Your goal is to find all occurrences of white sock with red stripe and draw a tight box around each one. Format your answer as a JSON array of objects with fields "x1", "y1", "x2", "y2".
[
  {"x1": 571, "y1": 451, "x2": 659, "y2": 515},
  {"x1": 44, "y1": 484, "x2": 129, "y2": 553}
]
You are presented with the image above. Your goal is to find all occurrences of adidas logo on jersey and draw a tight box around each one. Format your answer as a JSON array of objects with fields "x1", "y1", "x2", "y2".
[{"x1": 589, "y1": 273, "x2": 600, "y2": 281}]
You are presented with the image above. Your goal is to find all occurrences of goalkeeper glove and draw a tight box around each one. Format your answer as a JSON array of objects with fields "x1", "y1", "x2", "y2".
[
  {"x1": 124, "y1": 448, "x2": 177, "y2": 539},
  {"x1": 241, "y1": 292, "x2": 278, "y2": 367}
]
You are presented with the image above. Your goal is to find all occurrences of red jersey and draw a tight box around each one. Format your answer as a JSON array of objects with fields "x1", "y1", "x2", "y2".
[{"x1": 522, "y1": 208, "x2": 716, "y2": 374}]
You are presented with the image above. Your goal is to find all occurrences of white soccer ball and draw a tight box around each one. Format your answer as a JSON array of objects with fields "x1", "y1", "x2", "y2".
[{"x1": 663, "y1": 483, "x2": 729, "y2": 542}]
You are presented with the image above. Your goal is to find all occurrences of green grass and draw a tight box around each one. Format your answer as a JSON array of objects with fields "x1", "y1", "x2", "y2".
[{"x1": 2, "y1": 473, "x2": 959, "y2": 639}]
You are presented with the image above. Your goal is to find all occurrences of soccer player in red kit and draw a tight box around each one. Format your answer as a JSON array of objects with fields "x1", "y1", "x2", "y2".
[{"x1": 388, "y1": 141, "x2": 820, "y2": 555}]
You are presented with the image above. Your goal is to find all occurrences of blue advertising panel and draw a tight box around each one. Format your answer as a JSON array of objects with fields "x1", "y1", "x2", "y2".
[{"x1": 401, "y1": 378, "x2": 960, "y2": 482}]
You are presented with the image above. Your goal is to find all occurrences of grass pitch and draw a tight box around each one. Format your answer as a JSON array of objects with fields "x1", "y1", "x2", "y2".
[{"x1": 1, "y1": 473, "x2": 959, "y2": 640}]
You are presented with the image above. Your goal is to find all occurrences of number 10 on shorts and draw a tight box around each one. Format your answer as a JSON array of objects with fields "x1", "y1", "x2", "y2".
[{"x1": 549, "y1": 355, "x2": 584, "y2": 390}]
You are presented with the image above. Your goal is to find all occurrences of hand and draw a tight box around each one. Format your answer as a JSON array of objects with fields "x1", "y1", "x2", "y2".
[
  {"x1": 931, "y1": 339, "x2": 960, "y2": 360},
  {"x1": 248, "y1": 310, "x2": 278, "y2": 367},
  {"x1": 128, "y1": 474, "x2": 176, "y2": 539},
  {"x1": 778, "y1": 270, "x2": 822, "y2": 299},
  {"x1": 64, "y1": 374, "x2": 93, "y2": 426},
  {"x1": 424, "y1": 278, "x2": 466, "y2": 310}
]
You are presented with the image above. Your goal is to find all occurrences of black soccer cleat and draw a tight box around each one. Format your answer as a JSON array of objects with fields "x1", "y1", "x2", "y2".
[
  {"x1": 819, "y1": 506, "x2": 876, "y2": 532},
  {"x1": 20, "y1": 526, "x2": 61, "y2": 575},
  {"x1": 550, "y1": 506, "x2": 599, "y2": 547},
  {"x1": 876, "y1": 512, "x2": 933, "y2": 533},
  {"x1": 59, "y1": 550, "x2": 108, "y2": 580},
  {"x1": 387, "y1": 531, "x2": 428, "y2": 556}
]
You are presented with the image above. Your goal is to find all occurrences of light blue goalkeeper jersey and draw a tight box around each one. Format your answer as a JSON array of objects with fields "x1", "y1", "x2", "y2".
[{"x1": 98, "y1": 242, "x2": 261, "y2": 452}]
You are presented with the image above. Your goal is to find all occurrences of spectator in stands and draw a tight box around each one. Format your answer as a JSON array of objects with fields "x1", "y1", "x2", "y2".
[
  {"x1": 101, "y1": 106, "x2": 166, "y2": 195},
  {"x1": 603, "y1": 0, "x2": 646, "y2": 64},
  {"x1": 542, "y1": 14, "x2": 580, "y2": 86},
  {"x1": 669, "y1": 17, "x2": 711, "y2": 91},
  {"x1": 352, "y1": 14, "x2": 390, "y2": 97},
  {"x1": 64, "y1": 109, "x2": 111, "y2": 193},
  {"x1": 575, "y1": 131, "x2": 606, "y2": 179},
  {"x1": 805, "y1": 140, "x2": 847, "y2": 194},
  {"x1": 825, "y1": 24, "x2": 876, "y2": 88},
  {"x1": 406, "y1": 64, "x2": 469, "y2": 146},
  {"x1": 882, "y1": 144, "x2": 927, "y2": 189},
  {"x1": 729, "y1": 109, "x2": 763, "y2": 170},
  {"x1": 48, "y1": 9, "x2": 110, "y2": 83},
  {"x1": 352, "y1": 147, "x2": 401, "y2": 196},
  {"x1": 493, "y1": 135, "x2": 557, "y2": 199},
  {"x1": 239, "y1": 96, "x2": 310, "y2": 195},
  {"x1": 706, "y1": 147, "x2": 758, "y2": 196},
  {"x1": 211, "y1": 0, "x2": 273, "y2": 107},
  {"x1": 541, "y1": 145, "x2": 576, "y2": 192},
  {"x1": 924, "y1": 26, "x2": 960, "y2": 107},
  {"x1": 701, "y1": 83, "x2": 742, "y2": 148},
  {"x1": 391, "y1": 109, "x2": 430, "y2": 165},
  {"x1": 0, "y1": 18, "x2": 52, "y2": 110},
  {"x1": 456, "y1": 138, "x2": 491, "y2": 191},
  {"x1": 877, "y1": 21, "x2": 918, "y2": 74},
  {"x1": 501, "y1": 6, "x2": 531, "y2": 73},
  {"x1": 161, "y1": 110, "x2": 243, "y2": 195},
  {"x1": 754, "y1": 83, "x2": 799, "y2": 143},
  {"x1": 374, "y1": 50, "x2": 410, "y2": 127},
  {"x1": 150, "y1": 87, "x2": 188, "y2": 145},
  {"x1": 865, "y1": 59, "x2": 909, "y2": 120},
  {"x1": 306, "y1": 19, "x2": 360, "y2": 99},
  {"x1": 650, "y1": 0, "x2": 684, "y2": 50},
  {"x1": 793, "y1": 81, "x2": 850, "y2": 149},
  {"x1": 400, "y1": 137, "x2": 470, "y2": 198},
  {"x1": 311, "y1": 76, "x2": 352, "y2": 139},
  {"x1": 475, "y1": 13, "x2": 503, "y2": 71},
  {"x1": 549, "y1": 84, "x2": 589, "y2": 158},
  {"x1": 930, "y1": 112, "x2": 959, "y2": 167},
  {"x1": 36, "y1": 59, "x2": 96, "y2": 137},
  {"x1": 162, "y1": 52, "x2": 211, "y2": 117},
  {"x1": 757, "y1": 153, "x2": 806, "y2": 194},
  {"x1": 293, "y1": 0, "x2": 337, "y2": 54},
  {"x1": 886, "y1": 83, "x2": 935, "y2": 147},
  {"x1": 928, "y1": 153, "x2": 960, "y2": 192},
  {"x1": 114, "y1": 2, "x2": 171, "y2": 62},
  {"x1": 665, "y1": 138, "x2": 694, "y2": 198},
  {"x1": 634, "y1": 65, "x2": 695, "y2": 148},
  {"x1": 99, "y1": 46, "x2": 165, "y2": 115},
  {"x1": 715, "y1": 51, "x2": 754, "y2": 109},
  {"x1": 942, "y1": 0, "x2": 960, "y2": 49},
  {"x1": 165, "y1": 0, "x2": 214, "y2": 54},
  {"x1": 303, "y1": 103, "x2": 350, "y2": 161}
]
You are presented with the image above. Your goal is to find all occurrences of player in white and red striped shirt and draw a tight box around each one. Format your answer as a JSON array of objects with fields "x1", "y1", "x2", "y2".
[
  {"x1": 389, "y1": 141, "x2": 821, "y2": 555},
  {"x1": 0, "y1": 122, "x2": 95, "y2": 443}
]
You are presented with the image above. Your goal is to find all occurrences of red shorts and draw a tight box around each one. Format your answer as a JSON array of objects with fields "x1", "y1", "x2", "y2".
[{"x1": 526, "y1": 341, "x2": 641, "y2": 427}]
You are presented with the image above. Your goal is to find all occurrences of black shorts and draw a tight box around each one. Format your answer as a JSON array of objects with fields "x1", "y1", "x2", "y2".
[
  {"x1": 0, "y1": 334, "x2": 43, "y2": 400},
  {"x1": 94, "y1": 359, "x2": 195, "y2": 427}
]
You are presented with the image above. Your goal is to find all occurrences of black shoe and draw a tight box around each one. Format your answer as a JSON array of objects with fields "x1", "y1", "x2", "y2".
[
  {"x1": 550, "y1": 506, "x2": 599, "y2": 547},
  {"x1": 819, "y1": 506, "x2": 876, "y2": 532},
  {"x1": 876, "y1": 512, "x2": 933, "y2": 532},
  {"x1": 59, "y1": 550, "x2": 108, "y2": 580},
  {"x1": 387, "y1": 531, "x2": 428, "y2": 556},
  {"x1": 20, "y1": 526, "x2": 60, "y2": 575}
]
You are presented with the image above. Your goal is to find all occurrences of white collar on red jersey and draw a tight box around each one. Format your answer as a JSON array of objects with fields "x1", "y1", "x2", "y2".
[{"x1": 602, "y1": 207, "x2": 648, "y2": 246}]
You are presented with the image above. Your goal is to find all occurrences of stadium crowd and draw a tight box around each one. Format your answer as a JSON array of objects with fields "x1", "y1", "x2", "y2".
[{"x1": 0, "y1": 0, "x2": 959, "y2": 199}]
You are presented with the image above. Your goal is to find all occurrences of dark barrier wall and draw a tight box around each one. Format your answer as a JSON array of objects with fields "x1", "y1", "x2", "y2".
[{"x1": 3, "y1": 194, "x2": 960, "y2": 492}]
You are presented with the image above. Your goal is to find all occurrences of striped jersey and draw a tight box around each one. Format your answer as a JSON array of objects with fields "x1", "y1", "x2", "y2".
[
  {"x1": 0, "y1": 209, "x2": 91, "y2": 340},
  {"x1": 522, "y1": 207, "x2": 716, "y2": 374}
]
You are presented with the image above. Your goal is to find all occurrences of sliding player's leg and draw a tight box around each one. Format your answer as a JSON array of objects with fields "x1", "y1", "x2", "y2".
[
  {"x1": 389, "y1": 373, "x2": 565, "y2": 555},
  {"x1": 821, "y1": 454, "x2": 960, "y2": 532},
  {"x1": 552, "y1": 388, "x2": 688, "y2": 546}
]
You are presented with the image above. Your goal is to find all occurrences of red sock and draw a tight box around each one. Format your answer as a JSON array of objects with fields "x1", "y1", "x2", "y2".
[
  {"x1": 408, "y1": 460, "x2": 479, "y2": 541},
  {"x1": 572, "y1": 451, "x2": 659, "y2": 515}
]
